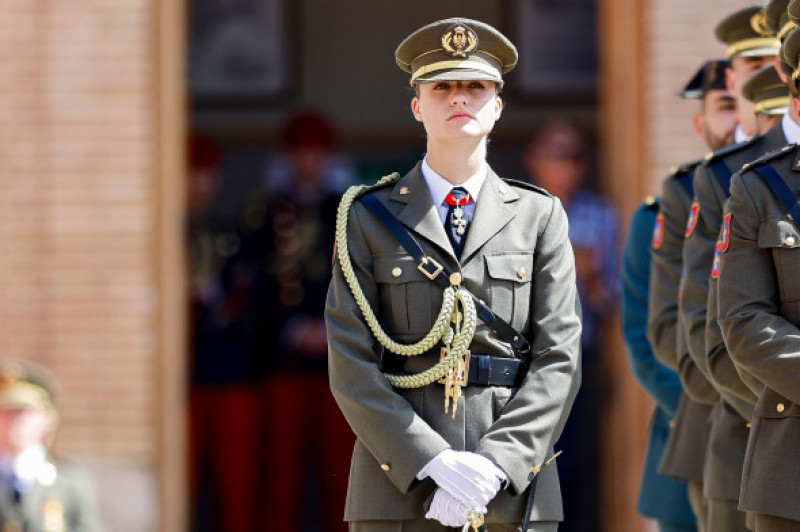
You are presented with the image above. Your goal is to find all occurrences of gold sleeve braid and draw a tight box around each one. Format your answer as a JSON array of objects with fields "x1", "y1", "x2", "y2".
[{"x1": 335, "y1": 174, "x2": 477, "y2": 398}]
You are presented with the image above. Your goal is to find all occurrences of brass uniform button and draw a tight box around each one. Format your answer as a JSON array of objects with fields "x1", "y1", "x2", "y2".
[
  {"x1": 786, "y1": 236, "x2": 796, "y2": 246},
  {"x1": 746, "y1": 422, "x2": 752, "y2": 428},
  {"x1": 449, "y1": 272, "x2": 462, "y2": 285},
  {"x1": 400, "y1": 187, "x2": 409, "y2": 195},
  {"x1": 777, "y1": 403, "x2": 785, "y2": 413},
  {"x1": 392, "y1": 267, "x2": 402, "y2": 278},
  {"x1": 517, "y1": 267, "x2": 527, "y2": 279},
  {"x1": 381, "y1": 463, "x2": 391, "y2": 472},
  {"x1": 669, "y1": 419, "x2": 676, "y2": 428}
]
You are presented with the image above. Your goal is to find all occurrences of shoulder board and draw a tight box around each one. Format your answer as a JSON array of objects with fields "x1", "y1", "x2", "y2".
[
  {"x1": 702, "y1": 136, "x2": 759, "y2": 165},
  {"x1": 739, "y1": 143, "x2": 798, "y2": 174},
  {"x1": 354, "y1": 172, "x2": 401, "y2": 198},
  {"x1": 501, "y1": 178, "x2": 553, "y2": 197},
  {"x1": 669, "y1": 159, "x2": 702, "y2": 178},
  {"x1": 643, "y1": 195, "x2": 660, "y2": 209}
]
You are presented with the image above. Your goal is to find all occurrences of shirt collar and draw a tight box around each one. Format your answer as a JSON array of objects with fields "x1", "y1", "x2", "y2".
[
  {"x1": 421, "y1": 156, "x2": 487, "y2": 206},
  {"x1": 782, "y1": 112, "x2": 800, "y2": 145},
  {"x1": 12, "y1": 444, "x2": 46, "y2": 488},
  {"x1": 734, "y1": 124, "x2": 750, "y2": 144}
]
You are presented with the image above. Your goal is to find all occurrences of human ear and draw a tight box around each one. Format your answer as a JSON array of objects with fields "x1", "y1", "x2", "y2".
[
  {"x1": 411, "y1": 97, "x2": 423, "y2": 122},
  {"x1": 725, "y1": 67, "x2": 736, "y2": 95},
  {"x1": 494, "y1": 96, "x2": 504, "y2": 119},
  {"x1": 791, "y1": 94, "x2": 800, "y2": 118},
  {"x1": 691, "y1": 113, "x2": 705, "y2": 142},
  {"x1": 775, "y1": 56, "x2": 791, "y2": 84}
]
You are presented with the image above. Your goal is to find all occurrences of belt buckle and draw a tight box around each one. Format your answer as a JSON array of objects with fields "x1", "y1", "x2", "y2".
[
  {"x1": 417, "y1": 257, "x2": 443, "y2": 280},
  {"x1": 437, "y1": 347, "x2": 470, "y2": 385}
]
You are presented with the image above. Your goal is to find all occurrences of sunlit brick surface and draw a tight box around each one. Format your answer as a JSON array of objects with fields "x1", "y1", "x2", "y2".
[{"x1": 0, "y1": 1, "x2": 155, "y2": 460}]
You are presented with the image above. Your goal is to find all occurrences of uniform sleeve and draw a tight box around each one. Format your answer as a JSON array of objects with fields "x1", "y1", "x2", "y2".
[
  {"x1": 718, "y1": 174, "x2": 800, "y2": 404},
  {"x1": 326, "y1": 200, "x2": 449, "y2": 494},
  {"x1": 621, "y1": 205, "x2": 682, "y2": 418},
  {"x1": 670, "y1": 166, "x2": 722, "y2": 407},
  {"x1": 66, "y1": 467, "x2": 100, "y2": 532},
  {"x1": 694, "y1": 171, "x2": 761, "y2": 414},
  {"x1": 647, "y1": 178, "x2": 687, "y2": 371},
  {"x1": 475, "y1": 196, "x2": 582, "y2": 494},
  {"x1": 706, "y1": 270, "x2": 760, "y2": 420},
  {"x1": 679, "y1": 165, "x2": 724, "y2": 382}
]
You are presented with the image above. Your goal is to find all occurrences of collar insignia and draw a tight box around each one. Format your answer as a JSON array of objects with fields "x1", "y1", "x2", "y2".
[{"x1": 441, "y1": 24, "x2": 478, "y2": 58}]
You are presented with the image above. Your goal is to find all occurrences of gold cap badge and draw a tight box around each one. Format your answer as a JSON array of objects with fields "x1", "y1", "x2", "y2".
[
  {"x1": 751, "y1": 11, "x2": 771, "y2": 37},
  {"x1": 441, "y1": 24, "x2": 478, "y2": 58}
]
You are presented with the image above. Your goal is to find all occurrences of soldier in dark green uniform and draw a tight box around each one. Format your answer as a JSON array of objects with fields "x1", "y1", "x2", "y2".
[
  {"x1": 716, "y1": 13, "x2": 800, "y2": 531},
  {"x1": 0, "y1": 360, "x2": 98, "y2": 532},
  {"x1": 326, "y1": 17, "x2": 581, "y2": 532},
  {"x1": 650, "y1": 7, "x2": 780, "y2": 532},
  {"x1": 679, "y1": 7, "x2": 791, "y2": 530},
  {"x1": 626, "y1": 58, "x2": 736, "y2": 532},
  {"x1": 684, "y1": 62, "x2": 787, "y2": 532},
  {"x1": 646, "y1": 22, "x2": 769, "y2": 531}
]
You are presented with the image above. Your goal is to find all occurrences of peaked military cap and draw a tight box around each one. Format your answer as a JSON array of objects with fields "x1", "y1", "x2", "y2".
[
  {"x1": 782, "y1": 26, "x2": 800, "y2": 78},
  {"x1": 395, "y1": 18, "x2": 517, "y2": 86},
  {"x1": 0, "y1": 359, "x2": 58, "y2": 412},
  {"x1": 767, "y1": 0, "x2": 796, "y2": 39},
  {"x1": 788, "y1": 0, "x2": 800, "y2": 25},
  {"x1": 715, "y1": 4, "x2": 781, "y2": 58},
  {"x1": 676, "y1": 59, "x2": 731, "y2": 98},
  {"x1": 768, "y1": 0, "x2": 797, "y2": 74},
  {"x1": 742, "y1": 64, "x2": 789, "y2": 114}
]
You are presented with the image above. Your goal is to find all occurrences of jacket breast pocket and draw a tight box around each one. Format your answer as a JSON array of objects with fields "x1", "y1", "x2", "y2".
[
  {"x1": 374, "y1": 255, "x2": 436, "y2": 335},
  {"x1": 484, "y1": 253, "x2": 534, "y2": 329},
  {"x1": 758, "y1": 219, "x2": 800, "y2": 303}
]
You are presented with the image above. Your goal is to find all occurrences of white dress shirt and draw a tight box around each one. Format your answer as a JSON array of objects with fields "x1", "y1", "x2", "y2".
[
  {"x1": 782, "y1": 112, "x2": 800, "y2": 145},
  {"x1": 734, "y1": 124, "x2": 750, "y2": 144},
  {"x1": 421, "y1": 156, "x2": 487, "y2": 225}
]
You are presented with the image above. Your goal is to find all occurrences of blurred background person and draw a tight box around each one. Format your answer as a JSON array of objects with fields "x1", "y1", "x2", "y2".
[
  {"x1": 254, "y1": 110, "x2": 355, "y2": 532},
  {"x1": 523, "y1": 117, "x2": 620, "y2": 532},
  {"x1": 187, "y1": 134, "x2": 260, "y2": 532},
  {"x1": 0, "y1": 359, "x2": 98, "y2": 531}
]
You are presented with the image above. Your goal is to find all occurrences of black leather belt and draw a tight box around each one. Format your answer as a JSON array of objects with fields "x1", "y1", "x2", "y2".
[
  {"x1": 387, "y1": 350, "x2": 526, "y2": 387},
  {"x1": 466, "y1": 354, "x2": 524, "y2": 387}
]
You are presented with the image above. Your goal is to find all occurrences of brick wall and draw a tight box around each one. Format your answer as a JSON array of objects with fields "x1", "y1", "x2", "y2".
[
  {"x1": 0, "y1": 1, "x2": 158, "y2": 529},
  {"x1": 645, "y1": 1, "x2": 755, "y2": 194}
]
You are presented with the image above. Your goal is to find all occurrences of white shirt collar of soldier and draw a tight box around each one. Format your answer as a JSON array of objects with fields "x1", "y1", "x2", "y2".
[
  {"x1": 421, "y1": 156, "x2": 486, "y2": 225},
  {"x1": 781, "y1": 112, "x2": 800, "y2": 145},
  {"x1": 734, "y1": 124, "x2": 749, "y2": 144},
  {"x1": 12, "y1": 444, "x2": 47, "y2": 491}
]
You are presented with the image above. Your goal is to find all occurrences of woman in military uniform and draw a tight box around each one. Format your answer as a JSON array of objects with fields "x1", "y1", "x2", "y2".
[{"x1": 325, "y1": 17, "x2": 582, "y2": 532}]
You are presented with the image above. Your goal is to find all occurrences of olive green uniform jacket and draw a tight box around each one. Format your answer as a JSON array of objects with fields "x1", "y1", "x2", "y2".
[
  {"x1": 718, "y1": 143, "x2": 800, "y2": 522},
  {"x1": 0, "y1": 457, "x2": 98, "y2": 532},
  {"x1": 681, "y1": 125, "x2": 786, "y2": 503},
  {"x1": 325, "y1": 163, "x2": 582, "y2": 525},
  {"x1": 647, "y1": 164, "x2": 717, "y2": 484}
]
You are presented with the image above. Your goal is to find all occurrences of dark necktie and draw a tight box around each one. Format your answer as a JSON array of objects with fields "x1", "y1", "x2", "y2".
[{"x1": 444, "y1": 186, "x2": 471, "y2": 259}]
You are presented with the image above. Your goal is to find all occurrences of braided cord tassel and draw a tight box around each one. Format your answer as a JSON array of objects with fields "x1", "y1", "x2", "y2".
[{"x1": 335, "y1": 175, "x2": 478, "y2": 393}]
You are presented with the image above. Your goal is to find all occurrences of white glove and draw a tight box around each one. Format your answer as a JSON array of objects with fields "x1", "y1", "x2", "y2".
[
  {"x1": 425, "y1": 487, "x2": 485, "y2": 527},
  {"x1": 418, "y1": 449, "x2": 507, "y2": 508}
]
